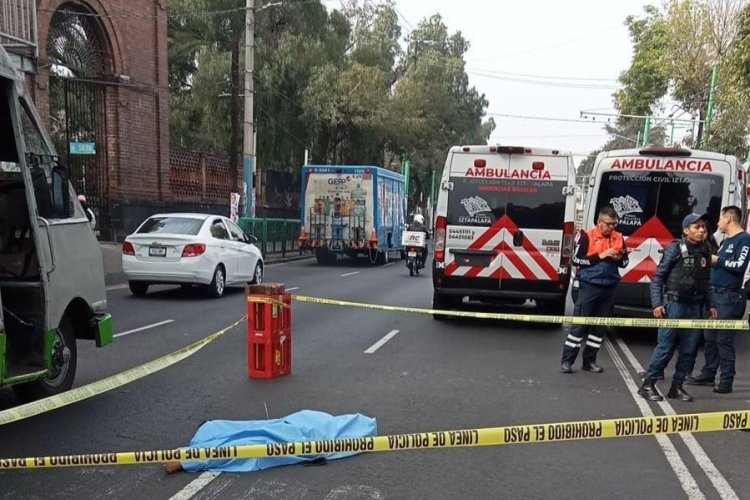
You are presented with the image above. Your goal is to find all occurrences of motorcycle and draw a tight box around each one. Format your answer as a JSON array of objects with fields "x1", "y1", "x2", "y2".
[{"x1": 402, "y1": 230, "x2": 427, "y2": 277}]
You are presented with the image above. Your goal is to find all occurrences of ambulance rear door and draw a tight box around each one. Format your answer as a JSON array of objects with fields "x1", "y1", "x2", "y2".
[
  {"x1": 592, "y1": 151, "x2": 729, "y2": 310},
  {"x1": 444, "y1": 147, "x2": 574, "y2": 298}
]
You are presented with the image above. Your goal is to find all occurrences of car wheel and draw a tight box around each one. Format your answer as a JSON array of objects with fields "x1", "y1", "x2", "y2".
[
  {"x1": 13, "y1": 316, "x2": 77, "y2": 402},
  {"x1": 252, "y1": 262, "x2": 264, "y2": 284},
  {"x1": 207, "y1": 265, "x2": 226, "y2": 298},
  {"x1": 129, "y1": 281, "x2": 149, "y2": 296}
]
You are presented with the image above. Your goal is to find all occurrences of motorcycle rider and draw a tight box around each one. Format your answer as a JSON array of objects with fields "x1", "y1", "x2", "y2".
[{"x1": 408, "y1": 214, "x2": 430, "y2": 266}]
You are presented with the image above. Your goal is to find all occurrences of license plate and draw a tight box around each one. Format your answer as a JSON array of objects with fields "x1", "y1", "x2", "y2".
[
  {"x1": 407, "y1": 251, "x2": 417, "y2": 257},
  {"x1": 149, "y1": 246, "x2": 167, "y2": 257}
]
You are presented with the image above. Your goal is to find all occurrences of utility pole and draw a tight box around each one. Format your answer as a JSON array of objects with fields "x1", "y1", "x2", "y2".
[
  {"x1": 704, "y1": 65, "x2": 718, "y2": 140},
  {"x1": 243, "y1": 0, "x2": 255, "y2": 217},
  {"x1": 229, "y1": 40, "x2": 240, "y2": 194},
  {"x1": 642, "y1": 114, "x2": 651, "y2": 147}
]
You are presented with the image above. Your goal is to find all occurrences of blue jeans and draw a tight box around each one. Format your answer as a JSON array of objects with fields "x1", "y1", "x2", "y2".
[
  {"x1": 645, "y1": 301, "x2": 704, "y2": 385},
  {"x1": 700, "y1": 290, "x2": 745, "y2": 387}
]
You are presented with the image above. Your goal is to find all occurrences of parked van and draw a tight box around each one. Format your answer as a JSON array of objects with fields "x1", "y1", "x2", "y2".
[
  {"x1": 0, "y1": 47, "x2": 112, "y2": 401},
  {"x1": 582, "y1": 147, "x2": 746, "y2": 315},
  {"x1": 432, "y1": 146, "x2": 577, "y2": 317}
]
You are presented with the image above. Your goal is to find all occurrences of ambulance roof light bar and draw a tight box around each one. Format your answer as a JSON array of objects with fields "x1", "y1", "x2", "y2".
[{"x1": 639, "y1": 146, "x2": 692, "y2": 157}]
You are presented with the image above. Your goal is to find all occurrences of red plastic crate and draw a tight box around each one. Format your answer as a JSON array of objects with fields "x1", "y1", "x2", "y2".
[{"x1": 247, "y1": 292, "x2": 292, "y2": 379}]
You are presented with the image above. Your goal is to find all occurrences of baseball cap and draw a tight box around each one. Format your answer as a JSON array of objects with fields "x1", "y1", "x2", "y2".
[{"x1": 682, "y1": 213, "x2": 708, "y2": 229}]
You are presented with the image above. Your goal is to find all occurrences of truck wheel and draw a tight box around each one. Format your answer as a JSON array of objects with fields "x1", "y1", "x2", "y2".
[
  {"x1": 432, "y1": 290, "x2": 459, "y2": 321},
  {"x1": 129, "y1": 281, "x2": 149, "y2": 296},
  {"x1": 13, "y1": 317, "x2": 77, "y2": 402},
  {"x1": 206, "y1": 265, "x2": 226, "y2": 298},
  {"x1": 315, "y1": 248, "x2": 330, "y2": 265}
]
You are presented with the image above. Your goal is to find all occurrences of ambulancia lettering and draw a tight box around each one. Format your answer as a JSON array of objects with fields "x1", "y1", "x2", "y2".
[
  {"x1": 465, "y1": 168, "x2": 552, "y2": 179},
  {"x1": 610, "y1": 159, "x2": 713, "y2": 172}
]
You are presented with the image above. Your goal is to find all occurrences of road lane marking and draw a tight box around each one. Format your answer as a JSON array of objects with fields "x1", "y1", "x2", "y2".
[
  {"x1": 169, "y1": 471, "x2": 221, "y2": 500},
  {"x1": 383, "y1": 262, "x2": 394, "y2": 267},
  {"x1": 341, "y1": 272, "x2": 360, "y2": 277},
  {"x1": 612, "y1": 335, "x2": 739, "y2": 500},
  {"x1": 106, "y1": 284, "x2": 129, "y2": 291},
  {"x1": 604, "y1": 338, "x2": 704, "y2": 500},
  {"x1": 114, "y1": 320, "x2": 175, "y2": 338},
  {"x1": 365, "y1": 330, "x2": 399, "y2": 354},
  {"x1": 286, "y1": 287, "x2": 300, "y2": 292}
]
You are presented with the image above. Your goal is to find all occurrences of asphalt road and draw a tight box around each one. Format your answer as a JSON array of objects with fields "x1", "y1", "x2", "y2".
[{"x1": 0, "y1": 257, "x2": 748, "y2": 499}]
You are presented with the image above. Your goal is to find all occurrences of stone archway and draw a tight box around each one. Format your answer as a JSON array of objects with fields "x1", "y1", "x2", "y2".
[{"x1": 46, "y1": 2, "x2": 112, "y2": 237}]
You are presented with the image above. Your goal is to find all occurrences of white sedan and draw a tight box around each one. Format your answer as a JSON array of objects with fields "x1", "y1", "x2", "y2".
[{"x1": 122, "y1": 213, "x2": 263, "y2": 297}]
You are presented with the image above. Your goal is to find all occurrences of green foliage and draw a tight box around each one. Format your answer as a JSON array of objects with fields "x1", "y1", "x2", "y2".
[
  {"x1": 603, "y1": 1, "x2": 750, "y2": 158},
  {"x1": 168, "y1": 0, "x2": 492, "y2": 206}
]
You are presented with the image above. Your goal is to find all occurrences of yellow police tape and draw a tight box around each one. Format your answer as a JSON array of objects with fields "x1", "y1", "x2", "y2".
[
  {"x1": 0, "y1": 317, "x2": 245, "y2": 427},
  {"x1": 292, "y1": 295, "x2": 748, "y2": 330},
  {"x1": 247, "y1": 295, "x2": 291, "y2": 308},
  {"x1": 0, "y1": 409, "x2": 747, "y2": 469}
]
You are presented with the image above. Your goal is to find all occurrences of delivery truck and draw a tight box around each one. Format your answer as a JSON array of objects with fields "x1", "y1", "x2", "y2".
[{"x1": 299, "y1": 165, "x2": 406, "y2": 264}]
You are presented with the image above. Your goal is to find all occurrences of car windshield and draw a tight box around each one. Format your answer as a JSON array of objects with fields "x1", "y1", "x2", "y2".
[
  {"x1": 447, "y1": 176, "x2": 566, "y2": 228},
  {"x1": 137, "y1": 216, "x2": 204, "y2": 235}
]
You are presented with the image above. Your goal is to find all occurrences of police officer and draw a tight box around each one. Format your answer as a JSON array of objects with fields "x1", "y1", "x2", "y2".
[
  {"x1": 688, "y1": 206, "x2": 750, "y2": 394},
  {"x1": 639, "y1": 213, "x2": 717, "y2": 402},
  {"x1": 561, "y1": 205, "x2": 628, "y2": 374}
]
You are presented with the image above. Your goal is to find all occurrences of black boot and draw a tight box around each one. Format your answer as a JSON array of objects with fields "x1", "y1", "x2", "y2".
[
  {"x1": 638, "y1": 381, "x2": 663, "y2": 401},
  {"x1": 667, "y1": 384, "x2": 693, "y2": 402}
]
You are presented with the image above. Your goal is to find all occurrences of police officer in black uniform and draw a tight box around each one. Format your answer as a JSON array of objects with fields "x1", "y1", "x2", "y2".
[{"x1": 638, "y1": 213, "x2": 718, "y2": 402}]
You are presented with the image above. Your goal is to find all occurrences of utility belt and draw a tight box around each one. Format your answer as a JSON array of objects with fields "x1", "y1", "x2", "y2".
[{"x1": 664, "y1": 292, "x2": 705, "y2": 304}]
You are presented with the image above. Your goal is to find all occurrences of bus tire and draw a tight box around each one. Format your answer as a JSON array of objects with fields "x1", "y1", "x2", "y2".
[{"x1": 13, "y1": 316, "x2": 77, "y2": 402}]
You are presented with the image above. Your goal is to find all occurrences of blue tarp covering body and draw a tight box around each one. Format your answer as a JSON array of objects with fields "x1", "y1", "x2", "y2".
[{"x1": 181, "y1": 410, "x2": 377, "y2": 472}]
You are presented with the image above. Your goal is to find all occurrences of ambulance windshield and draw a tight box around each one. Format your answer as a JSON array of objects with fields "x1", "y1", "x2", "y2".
[
  {"x1": 447, "y1": 176, "x2": 566, "y2": 228},
  {"x1": 595, "y1": 171, "x2": 723, "y2": 238}
]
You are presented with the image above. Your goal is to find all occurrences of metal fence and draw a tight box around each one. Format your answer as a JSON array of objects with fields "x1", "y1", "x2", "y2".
[
  {"x1": 0, "y1": 0, "x2": 37, "y2": 57},
  {"x1": 237, "y1": 218, "x2": 301, "y2": 258}
]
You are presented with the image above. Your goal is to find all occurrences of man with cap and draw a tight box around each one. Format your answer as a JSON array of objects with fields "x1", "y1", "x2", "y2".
[
  {"x1": 638, "y1": 213, "x2": 717, "y2": 402},
  {"x1": 688, "y1": 205, "x2": 750, "y2": 394}
]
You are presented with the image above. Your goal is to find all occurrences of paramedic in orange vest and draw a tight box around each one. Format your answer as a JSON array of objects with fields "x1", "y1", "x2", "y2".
[{"x1": 561, "y1": 205, "x2": 628, "y2": 374}]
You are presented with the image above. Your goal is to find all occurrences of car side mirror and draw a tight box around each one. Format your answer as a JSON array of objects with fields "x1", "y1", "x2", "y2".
[{"x1": 247, "y1": 234, "x2": 258, "y2": 244}]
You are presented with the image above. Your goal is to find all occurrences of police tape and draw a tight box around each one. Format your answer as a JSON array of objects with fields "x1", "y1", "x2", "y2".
[
  {"x1": 0, "y1": 409, "x2": 747, "y2": 469},
  {"x1": 247, "y1": 296, "x2": 291, "y2": 308},
  {"x1": 0, "y1": 317, "x2": 246, "y2": 427},
  {"x1": 292, "y1": 295, "x2": 748, "y2": 330}
]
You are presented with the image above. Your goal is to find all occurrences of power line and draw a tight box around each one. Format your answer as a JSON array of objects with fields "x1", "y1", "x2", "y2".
[
  {"x1": 486, "y1": 112, "x2": 612, "y2": 124},
  {"x1": 468, "y1": 70, "x2": 617, "y2": 89}
]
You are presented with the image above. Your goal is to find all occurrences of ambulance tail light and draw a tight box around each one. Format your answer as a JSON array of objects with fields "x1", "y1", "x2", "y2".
[
  {"x1": 560, "y1": 222, "x2": 575, "y2": 270},
  {"x1": 434, "y1": 216, "x2": 447, "y2": 262},
  {"x1": 532, "y1": 161, "x2": 545, "y2": 170}
]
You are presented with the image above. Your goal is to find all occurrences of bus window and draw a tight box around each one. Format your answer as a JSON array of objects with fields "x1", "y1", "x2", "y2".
[{"x1": 594, "y1": 171, "x2": 723, "y2": 238}]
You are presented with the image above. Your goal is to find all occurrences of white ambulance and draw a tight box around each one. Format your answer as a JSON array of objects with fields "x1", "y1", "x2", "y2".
[
  {"x1": 582, "y1": 147, "x2": 746, "y2": 315},
  {"x1": 432, "y1": 145, "x2": 578, "y2": 318}
]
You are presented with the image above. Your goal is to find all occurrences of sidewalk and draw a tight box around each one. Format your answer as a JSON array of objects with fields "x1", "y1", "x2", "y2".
[{"x1": 100, "y1": 242, "x2": 312, "y2": 286}]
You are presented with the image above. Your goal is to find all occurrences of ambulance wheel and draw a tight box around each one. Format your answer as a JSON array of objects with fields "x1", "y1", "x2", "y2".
[
  {"x1": 13, "y1": 316, "x2": 77, "y2": 402},
  {"x1": 542, "y1": 298, "x2": 567, "y2": 316},
  {"x1": 432, "y1": 290, "x2": 459, "y2": 321}
]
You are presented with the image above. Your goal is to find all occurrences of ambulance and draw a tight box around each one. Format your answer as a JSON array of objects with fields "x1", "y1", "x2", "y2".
[
  {"x1": 431, "y1": 146, "x2": 578, "y2": 318},
  {"x1": 582, "y1": 147, "x2": 746, "y2": 315}
]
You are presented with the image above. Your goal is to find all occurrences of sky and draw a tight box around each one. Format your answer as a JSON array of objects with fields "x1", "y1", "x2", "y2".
[{"x1": 392, "y1": 0, "x2": 656, "y2": 164}]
